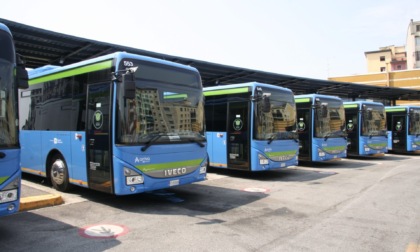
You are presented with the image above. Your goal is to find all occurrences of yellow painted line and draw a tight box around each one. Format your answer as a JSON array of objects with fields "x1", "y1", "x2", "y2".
[
  {"x1": 406, "y1": 243, "x2": 420, "y2": 252},
  {"x1": 19, "y1": 194, "x2": 64, "y2": 211},
  {"x1": 69, "y1": 178, "x2": 88, "y2": 186},
  {"x1": 21, "y1": 167, "x2": 47, "y2": 177}
]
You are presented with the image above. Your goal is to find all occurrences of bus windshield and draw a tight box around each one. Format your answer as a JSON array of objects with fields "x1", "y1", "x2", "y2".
[
  {"x1": 254, "y1": 87, "x2": 297, "y2": 141},
  {"x1": 361, "y1": 104, "x2": 387, "y2": 137},
  {"x1": 117, "y1": 60, "x2": 205, "y2": 145},
  {"x1": 409, "y1": 108, "x2": 420, "y2": 135},
  {"x1": 314, "y1": 98, "x2": 346, "y2": 139},
  {"x1": 0, "y1": 30, "x2": 18, "y2": 147}
]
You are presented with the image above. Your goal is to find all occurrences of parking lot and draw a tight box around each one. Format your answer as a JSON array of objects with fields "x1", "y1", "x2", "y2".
[{"x1": 1, "y1": 154, "x2": 420, "y2": 252}]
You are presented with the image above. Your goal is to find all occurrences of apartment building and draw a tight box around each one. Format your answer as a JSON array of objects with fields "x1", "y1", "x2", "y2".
[{"x1": 329, "y1": 19, "x2": 420, "y2": 105}]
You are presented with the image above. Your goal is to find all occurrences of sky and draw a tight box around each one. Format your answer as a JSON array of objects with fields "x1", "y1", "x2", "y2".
[{"x1": 1, "y1": 0, "x2": 420, "y2": 80}]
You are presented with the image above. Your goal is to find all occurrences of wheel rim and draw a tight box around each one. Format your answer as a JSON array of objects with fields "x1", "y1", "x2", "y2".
[{"x1": 51, "y1": 159, "x2": 65, "y2": 185}]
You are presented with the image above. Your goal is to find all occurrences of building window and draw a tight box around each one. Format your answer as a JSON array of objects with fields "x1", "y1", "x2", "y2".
[
  {"x1": 416, "y1": 51, "x2": 420, "y2": 61},
  {"x1": 397, "y1": 65, "x2": 402, "y2": 70},
  {"x1": 417, "y1": 25, "x2": 420, "y2": 32},
  {"x1": 380, "y1": 67, "x2": 386, "y2": 72},
  {"x1": 380, "y1": 56, "x2": 385, "y2": 61}
]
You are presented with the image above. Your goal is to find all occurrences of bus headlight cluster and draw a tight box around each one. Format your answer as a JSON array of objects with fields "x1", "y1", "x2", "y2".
[
  {"x1": 199, "y1": 159, "x2": 208, "y2": 174},
  {"x1": 0, "y1": 189, "x2": 18, "y2": 203},
  {"x1": 124, "y1": 167, "x2": 144, "y2": 185},
  {"x1": 364, "y1": 145, "x2": 370, "y2": 152},
  {"x1": 318, "y1": 149, "x2": 326, "y2": 157},
  {"x1": 126, "y1": 176, "x2": 144, "y2": 185},
  {"x1": 258, "y1": 154, "x2": 269, "y2": 165},
  {"x1": 199, "y1": 165, "x2": 206, "y2": 174}
]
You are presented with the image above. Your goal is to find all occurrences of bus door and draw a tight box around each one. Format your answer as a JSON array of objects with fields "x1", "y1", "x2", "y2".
[
  {"x1": 345, "y1": 109, "x2": 359, "y2": 155},
  {"x1": 86, "y1": 83, "x2": 113, "y2": 193},
  {"x1": 391, "y1": 114, "x2": 406, "y2": 152},
  {"x1": 296, "y1": 106, "x2": 311, "y2": 161},
  {"x1": 227, "y1": 101, "x2": 249, "y2": 170}
]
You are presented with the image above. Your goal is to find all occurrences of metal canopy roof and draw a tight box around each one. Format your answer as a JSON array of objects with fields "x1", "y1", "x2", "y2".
[{"x1": 2, "y1": 18, "x2": 420, "y2": 102}]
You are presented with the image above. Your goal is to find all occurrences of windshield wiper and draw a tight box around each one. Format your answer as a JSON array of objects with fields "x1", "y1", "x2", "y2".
[
  {"x1": 267, "y1": 135, "x2": 277, "y2": 144},
  {"x1": 289, "y1": 132, "x2": 299, "y2": 143},
  {"x1": 283, "y1": 131, "x2": 299, "y2": 142},
  {"x1": 141, "y1": 134, "x2": 163, "y2": 152},
  {"x1": 324, "y1": 132, "x2": 332, "y2": 141},
  {"x1": 189, "y1": 139, "x2": 206, "y2": 147}
]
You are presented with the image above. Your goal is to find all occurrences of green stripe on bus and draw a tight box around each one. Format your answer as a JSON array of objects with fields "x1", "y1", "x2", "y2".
[
  {"x1": 135, "y1": 159, "x2": 202, "y2": 172},
  {"x1": 344, "y1": 104, "x2": 358, "y2": 108},
  {"x1": 0, "y1": 176, "x2": 8, "y2": 185},
  {"x1": 29, "y1": 60, "x2": 113, "y2": 85},
  {"x1": 294, "y1": 98, "x2": 311, "y2": 103},
  {"x1": 323, "y1": 146, "x2": 346, "y2": 151},
  {"x1": 266, "y1": 150, "x2": 297, "y2": 157},
  {"x1": 385, "y1": 107, "x2": 406, "y2": 112},
  {"x1": 204, "y1": 87, "x2": 249, "y2": 96},
  {"x1": 164, "y1": 94, "x2": 188, "y2": 99}
]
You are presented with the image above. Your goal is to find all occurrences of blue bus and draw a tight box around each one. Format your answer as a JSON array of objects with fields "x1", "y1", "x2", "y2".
[
  {"x1": 19, "y1": 52, "x2": 207, "y2": 195},
  {"x1": 385, "y1": 106, "x2": 420, "y2": 153},
  {"x1": 204, "y1": 82, "x2": 299, "y2": 171},
  {"x1": 344, "y1": 101, "x2": 388, "y2": 156},
  {"x1": 0, "y1": 23, "x2": 28, "y2": 216},
  {"x1": 295, "y1": 94, "x2": 347, "y2": 162}
]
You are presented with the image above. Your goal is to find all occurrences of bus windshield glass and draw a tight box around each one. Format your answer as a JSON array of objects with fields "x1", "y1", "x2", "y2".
[
  {"x1": 361, "y1": 104, "x2": 387, "y2": 137},
  {"x1": 0, "y1": 30, "x2": 18, "y2": 147},
  {"x1": 117, "y1": 60, "x2": 205, "y2": 145},
  {"x1": 314, "y1": 98, "x2": 346, "y2": 139},
  {"x1": 409, "y1": 108, "x2": 420, "y2": 135},
  {"x1": 254, "y1": 87, "x2": 297, "y2": 140}
]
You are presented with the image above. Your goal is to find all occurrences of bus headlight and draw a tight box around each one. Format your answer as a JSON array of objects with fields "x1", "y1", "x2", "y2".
[
  {"x1": 199, "y1": 165, "x2": 206, "y2": 174},
  {"x1": 126, "y1": 176, "x2": 144, "y2": 185},
  {"x1": 258, "y1": 154, "x2": 269, "y2": 165},
  {"x1": 199, "y1": 160, "x2": 207, "y2": 174},
  {"x1": 124, "y1": 167, "x2": 144, "y2": 185},
  {"x1": 364, "y1": 145, "x2": 370, "y2": 152},
  {"x1": 0, "y1": 189, "x2": 18, "y2": 203}
]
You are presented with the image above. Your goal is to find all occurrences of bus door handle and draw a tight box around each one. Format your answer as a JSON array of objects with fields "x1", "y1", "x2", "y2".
[
  {"x1": 0, "y1": 152, "x2": 5, "y2": 159},
  {"x1": 89, "y1": 139, "x2": 95, "y2": 146}
]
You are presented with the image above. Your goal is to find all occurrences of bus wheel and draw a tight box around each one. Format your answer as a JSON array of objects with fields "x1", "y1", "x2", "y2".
[{"x1": 50, "y1": 154, "x2": 72, "y2": 192}]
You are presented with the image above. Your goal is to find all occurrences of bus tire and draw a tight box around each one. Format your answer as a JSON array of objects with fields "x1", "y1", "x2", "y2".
[{"x1": 50, "y1": 154, "x2": 72, "y2": 192}]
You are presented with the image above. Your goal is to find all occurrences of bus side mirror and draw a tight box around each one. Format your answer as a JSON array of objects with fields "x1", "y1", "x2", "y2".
[
  {"x1": 16, "y1": 54, "x2": 28, "y2": 89},
  {"x1": 122, "y1": 74, "x2": 136, "y2": 100}
]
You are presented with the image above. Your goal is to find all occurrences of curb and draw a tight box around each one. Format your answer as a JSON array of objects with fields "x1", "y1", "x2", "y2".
[{"x1": 19, "y1": 194, "x2": 64, "y2": 212}]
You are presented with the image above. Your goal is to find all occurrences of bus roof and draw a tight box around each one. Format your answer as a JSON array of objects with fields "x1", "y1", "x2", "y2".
[
  {"x1": 344, "y1": 101, "x2": 385, "y2": 107},
  {"x1": 385, "y1": 105, "x2": 420, "y2": 112},
  {"x1": 28, "y1": 51, "x2": 200, "y2": 80},
  {"x1": 295, "y1": 93, "x2": 342, "y2": 101},
  {"x1": 203, "y1": 82, "x2": 293, "y2": 93}
]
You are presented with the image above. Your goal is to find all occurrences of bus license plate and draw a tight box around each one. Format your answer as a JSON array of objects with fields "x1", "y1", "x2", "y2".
[{"x1": 170, "y1": 179, "x2": 179, "y2": 186}]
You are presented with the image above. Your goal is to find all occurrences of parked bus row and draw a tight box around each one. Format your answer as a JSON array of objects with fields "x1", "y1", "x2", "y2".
[
  {"x1": 17, "y1": 51, "x2": 420, "y2": 198},
  {"x1": 1, "y1": 27, "x2": 418, "y2": 214},
  {"x1": 0, "y1": 23, "x2": 28, "y2": 217}
]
